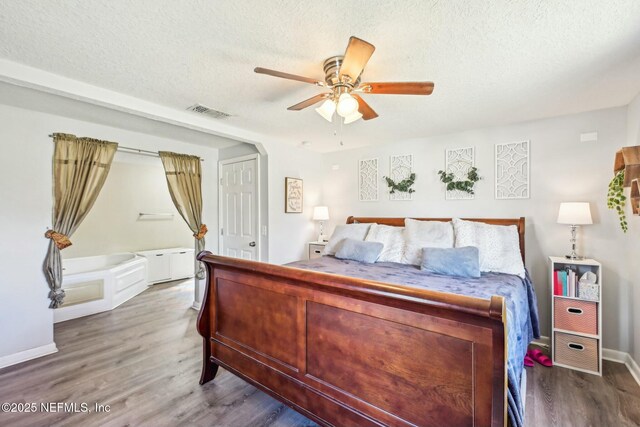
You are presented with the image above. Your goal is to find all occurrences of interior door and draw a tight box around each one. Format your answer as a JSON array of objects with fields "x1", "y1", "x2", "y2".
[{"x1": 220, "y1": 158, "x2": 258, "y2": 260}]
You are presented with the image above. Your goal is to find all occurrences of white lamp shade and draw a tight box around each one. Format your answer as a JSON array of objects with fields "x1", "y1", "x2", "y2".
[
  {"x1": 336, "y1": 93, "x2": 359, "y2": 117},
  {"x1": 315, "y1": 100, "x2": 335, "y2": 122},
  {"x1": 312, "y1": 206, "x2": 329, "y2": 221},
  {"x1": 557, "y1": 202, "x2": 592, "y2": 225},
  {"x1": 343, "y1": 110, "x2": 362, "y2": 124}
]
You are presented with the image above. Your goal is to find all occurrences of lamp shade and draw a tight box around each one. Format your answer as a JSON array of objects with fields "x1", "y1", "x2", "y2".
[
  {"x1": 557, "y1": 202, "x2": 592, "y2": 225},
  {"x1": 315, "y1": 100, "x2": 335, "y2": 122},
  {"x1": 343, "y1": 110, "x2": 362, "y2": 124},
  {"x1": 336, "y1": 93, "x2": 359, "y2": 117},
  {"x1": 312, "y1": 206, "x2": 329, "y2": 221}
]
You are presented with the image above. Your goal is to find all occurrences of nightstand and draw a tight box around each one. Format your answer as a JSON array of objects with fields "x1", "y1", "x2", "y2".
[
  {"x1": 549, "y1": 256, "x2": 602, "y2": 376},
  {"x1": 308, "y1": 242, "x2": 327, "y2": 260}
]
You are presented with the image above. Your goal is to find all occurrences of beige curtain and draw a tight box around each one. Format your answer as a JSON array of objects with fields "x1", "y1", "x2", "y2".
[
  {"x1": 44, "y1": 133, "x2": 118, "y2": 308},
  {"x1": 159, "y1": 151, "x2": 207, "y2": 279}
]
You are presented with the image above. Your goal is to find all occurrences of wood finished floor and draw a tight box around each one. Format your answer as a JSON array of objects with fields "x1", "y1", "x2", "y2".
[{"x1": 0, "y1": 280, "x2": 638, "y2": 427}]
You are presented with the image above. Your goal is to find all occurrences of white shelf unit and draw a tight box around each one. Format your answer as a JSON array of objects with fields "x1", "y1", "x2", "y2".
[
  {"x1": 136, "y1": 247, "x2": 195, "y2": 284},
  {"x1": 549, "y1": 256, "x2": 602, "y2": 376}
]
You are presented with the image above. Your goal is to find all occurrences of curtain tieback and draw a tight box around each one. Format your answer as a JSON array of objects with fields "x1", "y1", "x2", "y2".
[
  {"x1": 194, "y1": 224, "x2": 208, "y2": 240},
  {"x1": 48, "y1": 289, "x2": 66, "y2": 308},
  {"x1": 45, "y1": 230, "x2": 72, "y2": 249}
]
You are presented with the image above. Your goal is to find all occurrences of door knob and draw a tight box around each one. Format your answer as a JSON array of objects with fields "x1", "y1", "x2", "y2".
[{"x1": 249, "y1": 242, "x2": 256, "y2": 247}]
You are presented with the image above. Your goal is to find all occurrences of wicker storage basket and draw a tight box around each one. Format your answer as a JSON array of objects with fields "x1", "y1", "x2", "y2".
[{"x1": 555, "y1": 332, "x2": 599, "y2": 372}]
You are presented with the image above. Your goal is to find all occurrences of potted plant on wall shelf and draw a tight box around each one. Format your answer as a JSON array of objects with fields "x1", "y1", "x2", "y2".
[{"x1": 608, "y1": 146, "x2": 640, "y2": 231}]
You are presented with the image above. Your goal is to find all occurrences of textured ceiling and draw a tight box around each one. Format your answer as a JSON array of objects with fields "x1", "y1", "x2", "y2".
[{"x1": 1, "y1": 0, "x2": 640, "y2": 152}]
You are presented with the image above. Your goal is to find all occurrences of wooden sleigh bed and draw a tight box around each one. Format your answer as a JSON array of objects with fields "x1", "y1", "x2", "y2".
[{"x1": 197, "y1": 217, "x2": 526, "y2": 427}]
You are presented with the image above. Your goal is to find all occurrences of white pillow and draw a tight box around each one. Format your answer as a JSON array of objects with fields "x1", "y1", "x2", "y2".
[
  {"x1": 402, "y1": 219, "x2": 454, "y2": 265},
  {"x1": 365, "y1": 224, "x2": 405, "y2": 263},
  {"x1": 323, "y1": 224, "x2": 371, "y2": 255},
  {"x1": 452, "y1": 218, "x2": 525, "y2": 277}
]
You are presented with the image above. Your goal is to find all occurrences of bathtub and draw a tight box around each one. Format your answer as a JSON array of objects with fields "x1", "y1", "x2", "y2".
[{"x1": 54, "y1": 253, "x2": 149, "y2": 323}]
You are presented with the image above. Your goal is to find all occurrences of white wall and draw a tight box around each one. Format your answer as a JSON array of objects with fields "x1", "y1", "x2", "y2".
[
  {"x1": 0, "y1": 102, "x2": 220, "y2": 363},
  {"x1": 627, "y1": 92, "x2": 640, "y2": 364},
  {"x1": 322, "y1": 107, "x2": 632, "y2": 354},
  {"x1": 64, "y1": 154, "x2": 194, "y2": 258},
  {"x1": 261, "y1": 140, "x2": 324, "y2": 265},
  {"x1": 0, "y1": 104, "x2": 55, "y2": 364}
]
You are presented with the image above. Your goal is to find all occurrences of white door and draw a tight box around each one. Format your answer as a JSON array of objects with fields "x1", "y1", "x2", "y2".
[{"x1": 220, "y1": 158, "x2": 259, "y2": 260}]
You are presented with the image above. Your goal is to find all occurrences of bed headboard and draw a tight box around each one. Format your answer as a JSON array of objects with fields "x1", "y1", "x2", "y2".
[{"x1": 346, "y1": 216, "x2": 526, "y2": 263}]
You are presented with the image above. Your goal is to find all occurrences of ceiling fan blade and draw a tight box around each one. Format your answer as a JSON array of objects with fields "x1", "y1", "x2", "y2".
[
  {"x1": 287, "y1": 93, "x2": 330, "y2": 111},
  {"x1": 352, "y1": 94, "x2": 378, "y2": 120},
  {"x1": 254, "y1": 67, "x2": 324, "y2": 86},
  {"x1": 339, "y1": 37, "x2": 375, "y2": 83},
  {"x1": 361, "y1": 82, "x2": 435, "y2": 95}
]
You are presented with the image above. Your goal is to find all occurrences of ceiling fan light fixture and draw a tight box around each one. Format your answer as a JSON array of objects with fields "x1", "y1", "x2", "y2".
[
  {"x1": 255, "y1": 36, "x2": 435, "y2": 124},
  {"x1": 336, "y1": 93, "x2": 359, "y2": 117},
  {"x1": 315, "y1": 99, "x2": 336, "y2": 122},
  {"x1": 343, "y1": 110, "x2": 362, "y2": 124}
]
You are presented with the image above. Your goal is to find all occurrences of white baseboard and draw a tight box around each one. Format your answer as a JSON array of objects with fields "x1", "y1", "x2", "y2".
[
  {"x1": 531, "y1": 335, "x2": 639, "y2": 386},
  {"x1": 532, "y1": 336, "x2": 550, "y2": 348},
  {"x1": 0, "y1": 342, "x2": 58, "y2": 370},
  {"x1": 627, "y1": 354, "x2": 640, "y2": 386},
  {"x1": 191, "y1": 300, "x2": 201, "y2": 311},
  {"x1": 602, "y1": 347, "x2": 627, "y2": 363}
]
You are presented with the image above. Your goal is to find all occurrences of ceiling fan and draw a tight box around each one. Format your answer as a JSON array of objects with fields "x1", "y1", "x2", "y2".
[{"x1": 254, "y1": 36, "x2": 434, "y2": 124}]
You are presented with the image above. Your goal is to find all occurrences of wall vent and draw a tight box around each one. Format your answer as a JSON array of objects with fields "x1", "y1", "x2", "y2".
[{"x1": 186, "y1": 104, "x2": 232, "y2": 119}]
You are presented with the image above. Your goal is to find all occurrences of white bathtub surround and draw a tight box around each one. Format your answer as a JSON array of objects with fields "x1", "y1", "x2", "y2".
[
  {"x1": 54, "y1": 253, "x2": 148, "y2": 323},
  {"x1": 136, "y1": 247, "x2": 195, "y2": 284}
]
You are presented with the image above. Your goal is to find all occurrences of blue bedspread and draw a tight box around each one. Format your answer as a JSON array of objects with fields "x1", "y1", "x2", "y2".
[{"x1": 287, "y1": 256, "x2": 540, "y2": 427}]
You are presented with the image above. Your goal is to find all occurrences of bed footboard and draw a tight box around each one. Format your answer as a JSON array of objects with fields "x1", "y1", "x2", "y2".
[{"x1": 196, "y1": 252, "x2": 506, "y2": 427}]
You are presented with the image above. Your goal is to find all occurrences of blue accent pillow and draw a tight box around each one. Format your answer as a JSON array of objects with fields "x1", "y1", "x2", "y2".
[
  {"x1": 335, "y1": 238, "x2": 384, "y2": 264},
  {"x1": 420, "y1": 246, "x2": 481, "y2": 278}
]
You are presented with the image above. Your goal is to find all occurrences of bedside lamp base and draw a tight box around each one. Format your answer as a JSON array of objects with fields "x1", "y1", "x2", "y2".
[
  {"x1": 564, "y1": 225, "x2": 585, "y2": 260},
  {"x1": 317, "y1": 221, "x2": 329, "y2": 243}
]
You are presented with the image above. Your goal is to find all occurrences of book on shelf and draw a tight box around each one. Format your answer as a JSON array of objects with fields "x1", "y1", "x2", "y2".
[{"x1": 553, "y1": 267, "x2": 580, "y2": 298}]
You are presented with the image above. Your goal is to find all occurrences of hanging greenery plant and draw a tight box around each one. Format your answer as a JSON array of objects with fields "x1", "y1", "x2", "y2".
[
  {"x1": 437, "y1": 167, "x2": 481, "y2": 194},
  {"x1": 383, "y1": 173, "x2": 416, "y2": 194},
  {"x1": 607, "y1": 169, "x2": 627, "y2": 232}
]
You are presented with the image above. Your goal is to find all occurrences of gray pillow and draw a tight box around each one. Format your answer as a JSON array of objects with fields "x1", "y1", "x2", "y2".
[
  {"x1": 420, "y1": 246, "x2": 481, "y2": 278},
  {"x1": 323, "y1": 224, "x2": 371, "y2": 255},
  {"x1": 335, "y1": 238, "x2": 384, "y2": 264}
]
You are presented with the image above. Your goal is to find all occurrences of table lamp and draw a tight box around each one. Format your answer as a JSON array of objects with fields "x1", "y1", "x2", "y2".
[
  {"x1": 557, "y1": 202, "x2": 592, "y2": 260},
  {"x1": 312, "y1": 206, "x2": 330, "y2": 242}
]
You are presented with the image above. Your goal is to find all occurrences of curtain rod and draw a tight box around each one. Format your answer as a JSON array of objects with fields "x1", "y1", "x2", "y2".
[{"x1": 47, "y1": 134, "x2": 204, "y2": 162}]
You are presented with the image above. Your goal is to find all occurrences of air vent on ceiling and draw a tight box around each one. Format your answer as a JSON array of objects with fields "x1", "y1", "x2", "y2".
[{"x1": 186, "y1": 104, "x2": 232, "y2": 119}]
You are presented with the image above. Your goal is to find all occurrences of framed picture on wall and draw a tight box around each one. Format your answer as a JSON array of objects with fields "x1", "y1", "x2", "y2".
[{"x1": 285, "y1": 177, "x2": 303, "y2": 213}]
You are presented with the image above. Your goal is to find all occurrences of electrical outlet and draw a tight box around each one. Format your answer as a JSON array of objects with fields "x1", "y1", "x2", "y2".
[{"x1": 262, "y1": 226, "x2": 267, "y2": 236}]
